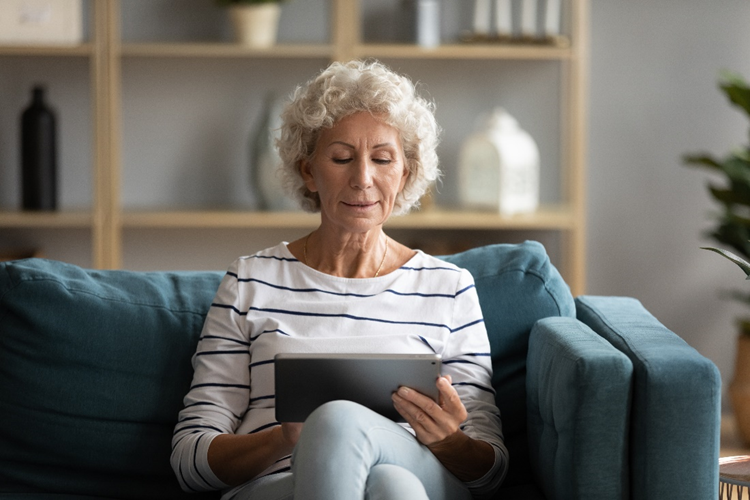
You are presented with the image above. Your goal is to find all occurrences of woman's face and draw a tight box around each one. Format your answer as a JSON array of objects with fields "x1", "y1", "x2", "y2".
[{"x1": 301, "y1": 112, "x2": 409, "y2": 234}]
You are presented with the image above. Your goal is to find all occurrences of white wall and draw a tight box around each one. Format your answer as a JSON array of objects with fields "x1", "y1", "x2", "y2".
[{"x1": 587, "y1": 0, "x2": 750, "y2": 395}]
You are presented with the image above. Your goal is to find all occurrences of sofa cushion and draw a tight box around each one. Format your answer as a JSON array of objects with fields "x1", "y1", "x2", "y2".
[
  {"x1": 0, "y1": 259, "x2": 222, "y2": 499},
  {"x1": 443, "y1": 241, "x2": 575, "y2": 487}
]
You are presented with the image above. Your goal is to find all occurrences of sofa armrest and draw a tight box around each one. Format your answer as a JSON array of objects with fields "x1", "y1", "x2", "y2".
[
  {"x1": 527, "y1": 317, "x2": 633, "y2": 500},
  {"x1": 576, "y1": 296, "x2": 721, "y2": 500}
]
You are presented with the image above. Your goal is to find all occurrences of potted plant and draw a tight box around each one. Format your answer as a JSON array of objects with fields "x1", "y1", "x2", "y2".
[
  {"x1": 216, "y1": 0, "x2": 283, "y2": 48},
  {"x1": 684, "y1": 71, "x2": 750, "y2": 443}
]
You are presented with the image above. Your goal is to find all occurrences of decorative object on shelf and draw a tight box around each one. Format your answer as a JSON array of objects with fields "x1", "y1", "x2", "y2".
[
  {"x1": 544, "y1": 0, "x2": 562, "y2": 38},
  {"x1": 20, "y1": 85, "x2": 57, "y2": 211},
  {"x1": 252, "y1": 94, "x2": 297, "y2": 211},
  {"x1": 217, "y1": 0, "x2": 282, "y2": 48},
  {"x1": 685, "y1": 72, "x2": 750, "y2": 444},
  {"x1": 520, "y1": 0, "x2": 537, "y2": 39},
  {"x1": 462, "y1": 0, "x2": 566, "y2": 46},
  {"x1": 401, "y1": 0, "x2": 441, "y2": 48},
  {"x1": 0, "y1": 0, "x2": 82, "y2": 45},
  {"x1": 458, "y1": 108, "x2": 539, "y2": 216},
  {"x1": 493, "y1": 0, "x2": 512, "y2": 39}
]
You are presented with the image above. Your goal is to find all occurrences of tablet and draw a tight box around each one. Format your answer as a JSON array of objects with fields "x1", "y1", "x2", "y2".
[{"x1": 274, "y1": 353, "x2": 442, "y2": 422}]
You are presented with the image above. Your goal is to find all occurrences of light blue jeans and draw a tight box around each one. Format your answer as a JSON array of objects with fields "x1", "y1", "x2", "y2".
[{"x1": 225, "y1": 400, "x2": 472, "y2": 500}]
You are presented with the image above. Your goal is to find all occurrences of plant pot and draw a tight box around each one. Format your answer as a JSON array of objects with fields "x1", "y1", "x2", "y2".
[
  {"x1": 229, "y1": 3, "x2": 281, "y2": 48},
  {"x1": 730, "y1": 334, "x2": 750, "y2": 444}
]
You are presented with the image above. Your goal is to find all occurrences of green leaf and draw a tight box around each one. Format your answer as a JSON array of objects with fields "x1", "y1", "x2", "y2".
[
  {"x1": 720, "y1": 72, "x2": 750, "y2": 117},
  {"x1": 683, "y1": 154, "x2": 723, "y2": 171},
  {"x1": 702, "y1": 246, "x2": 750, "y2": 279}
]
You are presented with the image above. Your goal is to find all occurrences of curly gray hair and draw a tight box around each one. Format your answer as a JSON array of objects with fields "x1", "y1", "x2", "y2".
[{"x1": 277, "y1": 60, "x2": 441, "y2": 215}]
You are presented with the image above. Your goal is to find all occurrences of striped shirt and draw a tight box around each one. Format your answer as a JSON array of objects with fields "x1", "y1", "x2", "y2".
[{"x1": 171, "y1": 242, "x2": 508, "y2": 496}]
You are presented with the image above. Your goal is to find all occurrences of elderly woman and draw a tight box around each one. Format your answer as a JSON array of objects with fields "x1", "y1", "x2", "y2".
[{"x1": 171, "y1": 60, "x2": 508, "y2": 500}]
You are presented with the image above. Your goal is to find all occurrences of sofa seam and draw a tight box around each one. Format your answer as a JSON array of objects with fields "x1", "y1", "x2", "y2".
[
  {"x1": 577, "y1": 297, "x2": 650, "y2": 491},
  {"x1": 476, "y1": 266, "x2": 567, "y2": 316},
  {"x1": 1, "y1": 275, "x2": 213, "y2": 316}
]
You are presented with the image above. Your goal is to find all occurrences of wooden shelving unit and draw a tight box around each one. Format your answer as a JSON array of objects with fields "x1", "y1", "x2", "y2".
[{"x1": 0, "y1": 0, "x2": 589, "y2": 294}]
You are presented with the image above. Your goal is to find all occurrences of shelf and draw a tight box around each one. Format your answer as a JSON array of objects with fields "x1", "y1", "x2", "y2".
[
  {"x1": 0, "y1": 43, "x2": 94, "y2": 57},
  {"x1": 120, "y1": 206, "x2": 575, "y2": 230},
  {"x1": 0, "y1": 0, "x2": 587, "y2": 293},
  {"x1": 0, "y1": 211, "x2": 93, "y2": 228},
  {"x1": 120, "y1": 42, "x2": 333, "y2": 59},
  {"x1": 122, "y1": 210, "x2": 319, "y2": 228},
  {"x1": 353, "y1": 43, "x2": 572, "y2": 60}
]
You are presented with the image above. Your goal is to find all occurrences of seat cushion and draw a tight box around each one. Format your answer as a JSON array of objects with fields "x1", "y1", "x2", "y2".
[
  {"x1": 0, "y1": 259, "x2": 222, "y2": 499},
  {"x1": 443, "y1": 241, "x2": 575, "y2": 487}
]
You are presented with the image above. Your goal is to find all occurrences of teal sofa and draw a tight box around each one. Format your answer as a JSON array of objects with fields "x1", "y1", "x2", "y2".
[{"x1": 0, "y1": 242, "x2": 720, "y2": 499}]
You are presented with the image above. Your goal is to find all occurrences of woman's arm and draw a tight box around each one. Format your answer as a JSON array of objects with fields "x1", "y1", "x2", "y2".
[
  {"x1": 207, "y1": 422, "x2": 303, "y2": 487},
  {"x1": 391, "y1": 375, "x2": 495, "y2": 481}
]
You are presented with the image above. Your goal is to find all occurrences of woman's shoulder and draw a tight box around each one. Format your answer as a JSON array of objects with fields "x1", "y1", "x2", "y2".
[
  {"x1": 230, "y1": 242, "x2": 299, "y2": 273},
  {"x1": 399, "y1": 250, "x2": 475, "y2": 286},
  {"x1": 403, "y1": 249, "x2": 463, "y2": 273}
]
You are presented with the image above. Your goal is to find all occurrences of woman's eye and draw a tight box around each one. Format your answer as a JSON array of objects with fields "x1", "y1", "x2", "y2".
[
  {"x1": 373, "y1": 158, "x2": 392, "y2": 165},
  {"x1": 333, "y1": 158, "x2": 352, "y2": 164}
]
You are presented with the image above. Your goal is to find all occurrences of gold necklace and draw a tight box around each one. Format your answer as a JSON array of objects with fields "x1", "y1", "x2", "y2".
[{"x1": 303, "y1": 233, "x2": 389, "y2": 278}]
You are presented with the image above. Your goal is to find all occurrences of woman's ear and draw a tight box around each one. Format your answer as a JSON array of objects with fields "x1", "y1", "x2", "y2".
[
  {"x1": 398, "y1": 163, "x2": 410, "y2": 193},
  {"x1": 300, "y1": 158, "x2": 318, "y2": 193}
]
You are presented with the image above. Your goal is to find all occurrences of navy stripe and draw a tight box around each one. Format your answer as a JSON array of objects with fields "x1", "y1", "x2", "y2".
[
  {"x1": 251, "y1": 329, "x2": 291, "y2": 342},
  {"x1": 400, "y1": 265, "x2": 460, "y2": 272},
  {"x1": 443, "y1": 359, "x2": 483, "y2": 367},
  {"x1": 465, "y1": 352, "x2": 491, "y2": 357},
  {"x1": 250, "y1": 394, "x2": 275, "y2": 403},
  {"x1": 268, "y1": 466, "x2": 292, "y2": 475},
  {"x1": 211, "y1": 303, "x2": 246, "y2": 315},
  {"x1": 418, "y1": 336, "x2": 436, "y2": 353},
  {"x1": 174, "y1": 424, "x2": 225, "y2": 435},
  {"x1": 178, "y1": 416, "x2": 201, "y2": 423},
  {"x1": 237, "y1": 255, "x2": 300, "y2": 262},
  {"x1": 193, "y1": 434, "x2": 214, "y2": 489},
  {"x1": 249, "y1": 422, "x2": 280, "y2": 434},
  {"x1": 191, "y1": 382, "x2": 251, "y2": 390},
  {"x1": 455, "y1": 284, "x2": 475, "y2": 296},
  {"x1": 247, "y1": 306, "x2": 452, "y2": 332},
  {"x1": 227, "y1": 276, "x2": 457, "y2": 299},
  {"x1": 179, "y1": 461, "x2": 199, "y2": 493},
  {"x1": 451, "y1": 318, "x2": 485, "y2": 333},
  {"x1": 275, "y1": 455, "x2": 292, "y2": 464},
  {"x1": 199, "y1": 335, "x2": 251, "y2": 347},
  {"x1": 453, "y1": 381, "x2": 496, "y2": 395},
  {"x1": 184, "y1": 401, "x2": 243, "y2": 419},
  {"x1": 196, "y1": 350, "x2": 247, "y2": 357},
  {"x1": 250, "y1": 359, "x2": 275, "y2": 369}
]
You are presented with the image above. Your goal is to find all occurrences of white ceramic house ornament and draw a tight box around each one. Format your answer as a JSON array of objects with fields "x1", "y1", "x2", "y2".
[{"x1": 458, "y1": 108, "x2": 540, "y2": 216}]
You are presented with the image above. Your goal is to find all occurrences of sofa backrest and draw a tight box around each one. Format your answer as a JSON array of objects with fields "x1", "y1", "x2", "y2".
[
  {"x1": 442, "y1": 241, "x2": 575, "y2": 487},
  {"x1": 0, "y1": 241, "x2": 573, "y2": 498},
  {"x1": 0, "y1": 258, "x2": 222, "y2": 499}
]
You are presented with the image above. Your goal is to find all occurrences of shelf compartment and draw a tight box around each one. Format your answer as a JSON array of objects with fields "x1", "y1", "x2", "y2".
[
  {"x1": 120, "y1": 206, "x2": 575, "y2": 230},
  {"x1": 352, "y1": 43, "x2": 572, "y2": 61},
  {"x1": 120, "y1": 43, "x2": 334, "y2": 59},
  {"x1": 0, "y1": 211, "x2": 93, "y2": 228},
  {"x1": 0, "y1": 44, "x2": 94, "y2": 57}
]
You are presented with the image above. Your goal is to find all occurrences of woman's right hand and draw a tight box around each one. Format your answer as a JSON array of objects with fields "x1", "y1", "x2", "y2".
[{"x1": 208, "y1": 422, "x2": 304, "y2": 487}]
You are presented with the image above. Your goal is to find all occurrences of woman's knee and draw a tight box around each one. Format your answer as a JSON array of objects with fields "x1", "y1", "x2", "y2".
[
  {"x1": 365, "y1": 464, "x2": 428, "y2": 500},
  {"x1": 302, "y1": 400, "x2": 375, "y2": 438}
]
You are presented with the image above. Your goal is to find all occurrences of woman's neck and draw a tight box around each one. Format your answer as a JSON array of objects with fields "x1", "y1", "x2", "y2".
[{"x1": 302, "y1": 228, "x2": 388, "y2": 279}]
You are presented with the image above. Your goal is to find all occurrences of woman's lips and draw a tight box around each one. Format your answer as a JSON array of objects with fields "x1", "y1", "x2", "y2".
[{"x1": 343, "y1": 201, "x2": 377, "y2": 208}]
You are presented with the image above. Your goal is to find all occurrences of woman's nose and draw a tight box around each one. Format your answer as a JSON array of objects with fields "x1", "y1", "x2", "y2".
[{"x1": 350, "y1": 157, "x2": 374, "y2": 189}]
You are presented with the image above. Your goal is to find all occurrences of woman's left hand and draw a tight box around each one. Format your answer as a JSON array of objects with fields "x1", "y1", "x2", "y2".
[
  {"x1": 391, "y1": 374, "x2": 467, "y2": 447},
  {"x1": 392, "y1": 374, "x2": 496, "y2": 481}
]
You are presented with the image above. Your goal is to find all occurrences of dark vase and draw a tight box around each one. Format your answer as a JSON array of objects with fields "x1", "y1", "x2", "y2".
[{"x1": 21, "y1": 86, "x2": 57, "y2": 211}]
